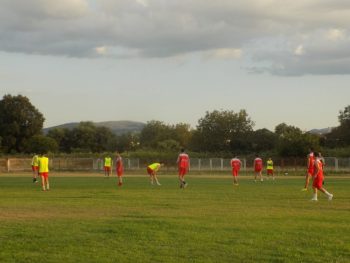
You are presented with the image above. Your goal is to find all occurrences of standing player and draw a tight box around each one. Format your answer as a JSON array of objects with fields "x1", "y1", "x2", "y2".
[
  {"x1": 266, "y1": 157, "x2": 275, "y2": 180},
  {"x1": 31, "y1": 153, "x2": 39, "y2": 183},
  {"x1": 38, "y1": 153, "x2": 50, "y2": 191},
  {"x1": 254, "y1": 155, "x2": 263, "y2": 182},
  {"x1": 116, "y1": 152, "x2": 124, "y2": 186},
  {"x1": 230, "y1": 156, "x2": 241, "y2": 186},
  {"x1": 302, "y1": 148, "x2": 315, "y2": 191},
  {"x1": 104, "y1": 155, "x2": 112, "y2": 177},
  {"x1": 310, "y1": 152, "x2": 333, "y2": 201},
  {"x1": 146, "y1": 162, "x2": 163, "y2": 186},
  {"x1": 177, "y1": 148, "x2": 189, "y2": 188}
]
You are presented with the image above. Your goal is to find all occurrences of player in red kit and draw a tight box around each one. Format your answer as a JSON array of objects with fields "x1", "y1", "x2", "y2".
[
  {"x1": 116, "y1": 152, "x2": 124, "y2": 186},
  {"x1": 177, "y1": 148, "x2": 189, "y2": 188},
  {"x1": 230, "y1": 157, "x2": 241, "y2": 186},
  {"x1": 310, "y1": 152, "x2": 333, "y2": 201},
  {"x1": 254, "y1": 155, "x2": 263, "y2": 182},
  {"x1": 302, "y1": 148, "x2": 315, "y2": 191}
]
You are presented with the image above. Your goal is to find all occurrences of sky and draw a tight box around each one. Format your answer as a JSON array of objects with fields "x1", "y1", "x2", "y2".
[{"x1": 1, "y1": 0, "x2": 350, "y2": 131}]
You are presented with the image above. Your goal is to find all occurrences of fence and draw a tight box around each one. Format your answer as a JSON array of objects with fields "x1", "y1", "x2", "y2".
[{"x1": 1, "y1": 157, "x2": 350, "y2": 173}]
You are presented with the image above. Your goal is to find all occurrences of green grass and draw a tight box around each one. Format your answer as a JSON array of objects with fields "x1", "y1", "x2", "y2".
[{"x1": 0, "y1": 174, "x2": 349, "y2": 263}]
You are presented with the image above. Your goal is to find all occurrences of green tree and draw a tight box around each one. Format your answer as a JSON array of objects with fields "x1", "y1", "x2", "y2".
[
  {"x1": 25, "y1": 135, "x2": 58, "y2": 153},
  {"x1": 249, "y1": 128, "x2": 278, "y2": 153},
  {"x1": 0, "y1": 94, "x2": 45, "y2": 153},
  {"x1": 191, "y1": 110, "x2": 254, "y2": 152},
  {"x1": 275, "y1": 123, "x2": 319, "y2": 157},
  {"x1": 139, "y1": 120, "x2": 173, "y2": 148},
  {"x1": 47, "y1": 128, "x2": 72, "y2": 152}
]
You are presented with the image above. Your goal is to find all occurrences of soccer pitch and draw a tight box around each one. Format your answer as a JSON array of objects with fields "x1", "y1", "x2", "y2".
[{"x1": 0, "y1": 174, "x2": 349, "y2": 263}]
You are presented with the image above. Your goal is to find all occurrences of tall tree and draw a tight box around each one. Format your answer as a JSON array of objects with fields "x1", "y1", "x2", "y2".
[
  {"x1": 275, "y1": 123, "x2": 319, "y2": 157},
  {"x1": 0, "y1": 94, "x2": 45, "y2": 153},
  {"x1": 191, "y1": 110, "x2": 254, "y2": 152},
  {"x1": 325, "y1": 105, "x2": 350, "y2": 147}
]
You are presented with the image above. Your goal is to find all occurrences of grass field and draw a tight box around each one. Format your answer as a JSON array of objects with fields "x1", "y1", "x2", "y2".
[{"x1": 0, "y1": 174, "x2": 349, "y2": 263}]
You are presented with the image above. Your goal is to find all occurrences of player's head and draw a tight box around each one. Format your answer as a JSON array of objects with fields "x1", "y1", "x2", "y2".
[
  {"x1": 180, "y1": 148, "x2": 185, "y2": 153},
  {"x1": 314, "y1": 152, "x2": 320, "y2": 158}
]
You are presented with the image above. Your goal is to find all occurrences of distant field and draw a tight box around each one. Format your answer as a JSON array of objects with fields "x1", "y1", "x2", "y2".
[{"x1": 0, "y1": 174, "x2": 349, "y2": 263}]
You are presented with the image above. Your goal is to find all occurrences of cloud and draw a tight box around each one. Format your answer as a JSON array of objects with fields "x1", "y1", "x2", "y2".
[{"x1": 0, "y1": 0, "x2": 350, "y2": 75}]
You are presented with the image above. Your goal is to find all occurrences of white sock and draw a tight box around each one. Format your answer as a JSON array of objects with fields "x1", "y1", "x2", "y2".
[
  {"x1": 312, "y1": 193, "x2": 317, "y2": 199},
  {"x1": 324, "y1": 191, "x2": 331, "y2": 197}
]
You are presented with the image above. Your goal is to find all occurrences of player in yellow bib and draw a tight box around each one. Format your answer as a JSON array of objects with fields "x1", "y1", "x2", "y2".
[
  {"x1": 146, "y1": 162, "x2": 164, "y2": 186},
  {"x1": 104, "y1": 156, "x2": 112, "y2": 177},
  {"x1": 38, "y1": 153, "x2": 50, "y2": 191},
  {"x1": 266, "y1": 158, "x2": 275, "y2": 180},
  {"x1": 31, "y1": 154, "x2": 39, "y2": 183}
]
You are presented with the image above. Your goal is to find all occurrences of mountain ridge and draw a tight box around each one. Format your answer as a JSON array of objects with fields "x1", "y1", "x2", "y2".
[{"x1": 43, "y1": 120, "x2": 145, "y2": 135}]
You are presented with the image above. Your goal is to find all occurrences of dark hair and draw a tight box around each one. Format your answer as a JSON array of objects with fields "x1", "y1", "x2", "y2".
[
  {"x1": 314, "y1": 152, "x2": 320, "y2": 157},
  {"x1": 180, "y1": 148, "x2": 185, "y2": 152}
]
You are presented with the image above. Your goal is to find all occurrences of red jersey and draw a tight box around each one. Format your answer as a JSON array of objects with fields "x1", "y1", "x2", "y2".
[
  {"x1": 116, "y1": 156, "x2": 124, "y2": 176},
  {"x1": 312, "y1": 158, "x2": 324, "y2": 189},
  {"x1": 230, "y1": 158, "x2": 241, "y2": 171},
  {"x1": 177, "y1": 153, "x2": 189, "y2": 169},
  {"x1": 307, "y1": 152, "x2": 315, "y2": 174},
  {"x1": 254, "y1": 158, "x2": 263, "y2": 171}
]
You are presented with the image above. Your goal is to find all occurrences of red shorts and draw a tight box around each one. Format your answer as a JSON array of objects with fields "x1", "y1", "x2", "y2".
[
  {"x1": 313, "y1": 176, "x2": 324, "y2": 190},
  {"x1": 178, "y1": 167, "x2": 187, "y2": 177},
  {"x1": 147, "y1": 167, "x2": 154, "y2": 175},
  {"x1": 267, "y1": 169, "x2": 273, "y2": 175},
  {"x1": 307, "y1": 168, "x2": 314, "y2": 176},
  {"x1": 232, "y1": 169, "x2": 239, "y2": 177},
  {"x1": 116, "y1": 168, "x2": 123, "y2": 177},
  {"x1": 104, "y1": 166, "x2": 111, "y2": 172},
  {"x1": 40, "y1": 172, "x2": 49, "y2": 179},
  {"x1": 32, "y1": 166, "x2": 38, "y2": 171},
  {"x1": 255, "y1": 168, "x2": 262, "y2": 172}
]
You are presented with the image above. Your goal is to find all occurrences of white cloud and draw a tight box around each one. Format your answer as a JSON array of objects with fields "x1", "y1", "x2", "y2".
[
  {"x1": 204, "y1": 48, "x2": 242, "y2": 60},
  {"x1": 294, "y1": 45, "x2": 304, "y2": 56},
  {"x1": 95, "y1": 46, "x2": 107, "y2": 55},
  {"x1": 326, "y1": 28, "x2": 346, "y2": 41},
  {"x1": 1, "y1": 0, "x2": 350, "y2": 75}
]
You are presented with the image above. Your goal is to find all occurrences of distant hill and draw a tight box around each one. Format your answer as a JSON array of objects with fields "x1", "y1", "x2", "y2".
[
  {"x1": 43, "y1": 121, "x2": 145, "y2": 135},
  {"x1": 308, "y1": 127, "x2": 334, "y2": 135}
]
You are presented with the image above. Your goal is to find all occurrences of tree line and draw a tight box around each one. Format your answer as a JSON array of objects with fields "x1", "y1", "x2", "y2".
[{"x1": 0, "y1": 94, "x2": 350, "y2": 157}]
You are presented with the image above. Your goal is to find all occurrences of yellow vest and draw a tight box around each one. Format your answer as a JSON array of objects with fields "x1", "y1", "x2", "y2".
[
  {"x1": 104, "y1": 157, "x2": 112, "y2": 167},
  {"x1": 39, "y1": 157, "x2": 49, "y2": 173},
  {"x1": 267, "y1": 160, "x2": 273, "y2": 170},
  {"x1": 148, "y1": 163, "x2": 160, "y2": 171},
  {"x1": 31, "y1": 155, "x2": 39, "y2": 166}
]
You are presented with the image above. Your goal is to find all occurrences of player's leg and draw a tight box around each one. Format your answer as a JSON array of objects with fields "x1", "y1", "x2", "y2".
[
  {"x1": 46, "y1": 176, "x2": 50, "y2": 190},
  {"x1": 311, "y1": 188, "x2": 318, "y2": 201},
  {"x1": 319, "y1": 187, "x2": 333, "y2": 200},
  {"x1": 260, "y1": 171, "x2": 263, "y2": 182},
  {"x1": 302, "y1": 172, "x2": 311, "y2": 191},
  {"x1": 41, "y1": 174, "x2": 46, "y2": 191},
  {"x1": 154, "y1": 173, "x2": 161, "y2": 186}
]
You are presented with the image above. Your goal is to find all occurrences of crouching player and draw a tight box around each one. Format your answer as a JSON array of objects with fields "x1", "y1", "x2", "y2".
[
  {"x1": 38, "y1": 153, "x2": 50, "y2": 191},
  {"x1": 177, "y1": 148, "x2": 189, "y2": 188},
  {"x1": 116, "y1": 152, "x2": 124, "y2": 186},
  {"x1": 230, "y1": 156, "x2": 241, "y2": 186},
  {"x1": 147, "y1": 162, "x2": 163, "y2": 186},
  {"x1": 311, "y1": 152, "x2": 333, "y2": 201}
]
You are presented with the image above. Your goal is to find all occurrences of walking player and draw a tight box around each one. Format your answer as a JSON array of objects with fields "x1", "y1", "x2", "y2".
[
  {"x1": 38, "y1": 153, "x2": 50, "y2": 191},
  {"x1": 116, "y1": 152, "x2": 124, "y2": 186},
  {"x1": 310, "y1": 152, "x2": 333, "y2": 201},
  {"x1": 266, "y1": 157, "x2": 275, "y2": 180},
  {"x1": 302, "y1": 148, "x2": 315, "y2": 191},
  {"x1": 230, "y1": 156, "x2": 241, "y2": 186},
  {"x1": 177, "y1": 148, "x2": 189, "y2": 188},
  {"x1": 254, "y1": 155, "x2": 263, "y2": 182}
]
